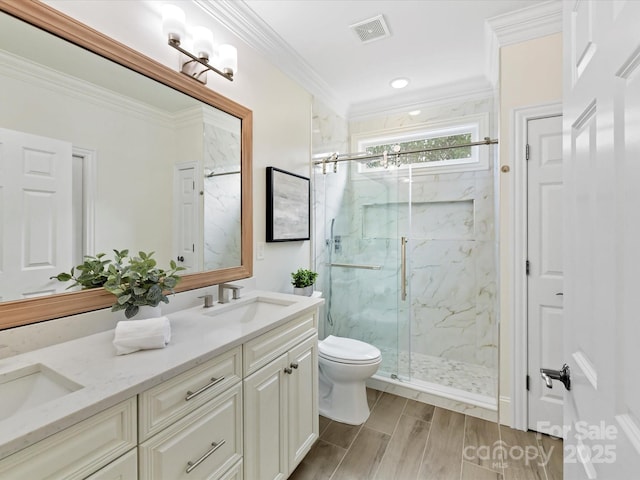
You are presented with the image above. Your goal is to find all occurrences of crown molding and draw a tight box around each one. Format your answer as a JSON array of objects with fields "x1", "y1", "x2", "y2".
[
  {"x1": 0, "y1": 50, "x2": 176, "y2": 128},
  {"x1": 196, "y1": 0, "x2": 560, "y2": 120},
  {"x1": 195, "y1": 0, "x2": 349, "y2": 117},
  {"x1": 348, "y1": 77, "x2": 494, "y2": 121},
  {"x1": 485, "y1": 1, "x2": 562, "y2": 88},
  {"x1": 487, "y1": 0, "x2": 562, "y2": 47}
]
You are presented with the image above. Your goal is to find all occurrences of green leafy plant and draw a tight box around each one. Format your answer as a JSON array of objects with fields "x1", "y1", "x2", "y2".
[
  {"x1": 104, "y1": 250, "x2": 185, "y2": 319},
  {"x1": 51, "y1": 249, "x2": 186, "y2": 319},
  {"x1": 50, "y1": 253, "x2": 112, "y2": 290},
  {"x1": 290, "y1": 268, "x2": 318, "y2": 288}
]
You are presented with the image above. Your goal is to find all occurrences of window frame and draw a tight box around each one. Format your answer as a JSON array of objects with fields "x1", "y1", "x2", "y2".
[{"x1": 351, "y1": 113, "x2": 490, "y2": 177}]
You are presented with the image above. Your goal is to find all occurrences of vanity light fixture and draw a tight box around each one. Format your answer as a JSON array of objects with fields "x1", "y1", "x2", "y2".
[{"x1": 162, "y1": 4, "x2": 237, "y2": 83}]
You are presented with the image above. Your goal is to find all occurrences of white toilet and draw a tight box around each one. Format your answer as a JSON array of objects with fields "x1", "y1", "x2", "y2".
[{"x1": 318, "y1": 335, "x2": 382, "y2": 425}]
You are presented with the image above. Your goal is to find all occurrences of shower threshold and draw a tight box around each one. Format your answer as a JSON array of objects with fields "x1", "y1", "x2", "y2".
[{"x1": 372, "y1": 349, "x2": 498, "y2": 420}]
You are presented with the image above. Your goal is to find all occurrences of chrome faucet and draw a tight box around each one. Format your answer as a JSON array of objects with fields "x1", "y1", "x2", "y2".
[{"x1": 218, "y1": 283, "x2": 243, "y2": 304}]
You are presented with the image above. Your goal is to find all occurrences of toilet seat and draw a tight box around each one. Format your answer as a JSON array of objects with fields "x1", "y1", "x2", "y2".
[{"x1": 319, "y1": 335, "x2": 381, "y2": 365}]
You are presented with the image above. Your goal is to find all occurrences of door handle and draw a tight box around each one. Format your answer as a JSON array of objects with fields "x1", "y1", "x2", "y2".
[
  {"x1": 401, "y1": 236, "x2": 408, "y2": 301},
  {"x1": 540, "y1": 363, "x2": 571, "y2": 390}
]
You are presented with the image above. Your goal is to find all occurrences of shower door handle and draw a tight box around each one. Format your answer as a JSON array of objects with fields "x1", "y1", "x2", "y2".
[{"x1": 401, "y1": 236, "x2": 408, "y2": 301}]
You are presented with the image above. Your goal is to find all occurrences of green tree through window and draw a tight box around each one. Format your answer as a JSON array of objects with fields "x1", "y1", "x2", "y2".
[{"x1": 363, "y1": 133, "x2": 472, "y2": 169}]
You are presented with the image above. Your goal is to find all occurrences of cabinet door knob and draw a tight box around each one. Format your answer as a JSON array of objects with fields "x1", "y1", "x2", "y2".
[
  {"x1": 284, "y1": 367, "x2": 293, "y2": 374},
  {"x1": 290, "y1": 362, "x2": 299, "y2": 369}
]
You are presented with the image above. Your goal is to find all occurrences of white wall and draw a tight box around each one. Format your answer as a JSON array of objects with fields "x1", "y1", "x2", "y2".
[
  {"x1": 0, "y1": 63, "x2": 176, "y2": 264},
  {"x1": 44, "y1": 0, "x2": 313, "y2": 294},
  {"x1": 498, "y1": 33, "x2": 562, "y2": 425}
]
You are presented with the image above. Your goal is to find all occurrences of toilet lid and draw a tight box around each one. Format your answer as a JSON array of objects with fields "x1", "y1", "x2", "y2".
[{"x1": 318, "y1": 335, "x2": 381, "y2": 364}]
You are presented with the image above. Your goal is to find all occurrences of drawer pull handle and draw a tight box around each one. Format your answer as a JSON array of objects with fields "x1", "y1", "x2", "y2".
[
  {"x1": 185, "y1": 376, "x2": 225, "y2": 401},
  {"x1": 284, "y1": 367, "x2": 293, "y2": 374},
  {"x1": 186, "y1": 439, "x2": 226, "y2": 473},
  {"x1": 290, "y1": 362, "x2": 299, "y2": 369}
]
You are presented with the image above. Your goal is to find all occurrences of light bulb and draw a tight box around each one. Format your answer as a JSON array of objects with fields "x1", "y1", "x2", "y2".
[
  {"x1": 161, "y1": 5, "x2": 186, "y2": 42},
  {"x1": 219, "y1": 44, "x2": 238, "y2": 75},
  {"x1": 192, "y1": 26, "x2": 213, "y2": 59}
]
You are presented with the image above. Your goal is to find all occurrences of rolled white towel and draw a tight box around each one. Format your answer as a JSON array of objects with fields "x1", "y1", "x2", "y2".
[{"x1": 113, "y1": 316, "x2": 171, "y2": 355}]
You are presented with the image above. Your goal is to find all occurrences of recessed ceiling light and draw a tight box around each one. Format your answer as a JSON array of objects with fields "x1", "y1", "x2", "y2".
[
  {"x1": 390, "y1": 77, "x2": 409, "y2": 89},
  {"x1": 408, "y1": 110, "x2": 421, "y2": 116}
]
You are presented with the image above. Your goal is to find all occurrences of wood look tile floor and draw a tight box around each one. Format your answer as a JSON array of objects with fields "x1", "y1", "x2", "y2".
[{"x1": 290, "y1": 389, "x2": 562, "y2": 480}]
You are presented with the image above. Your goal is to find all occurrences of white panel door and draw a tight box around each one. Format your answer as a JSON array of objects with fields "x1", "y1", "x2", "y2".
[
  {"x1": 174, "y1": 164, "x2": 198, "y2": 272},
  {"x1": 527, "y1": 115, "x2": 564, "y2": 434},
  {"x1": 563, "y1": 0, "x2": 640, "y2": 478},
  {"x1": 0, "y1": 128, "x2": 72, "y2": 301}
]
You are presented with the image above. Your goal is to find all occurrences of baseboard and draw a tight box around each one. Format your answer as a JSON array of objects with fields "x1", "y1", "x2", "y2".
[{"x1": 499, "y1": 395, "x2": 512, "y2": 426}]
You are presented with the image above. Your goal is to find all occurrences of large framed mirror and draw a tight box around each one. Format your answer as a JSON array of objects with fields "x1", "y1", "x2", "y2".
[{"x1": 0, "y1": 2, "x2": 253, "y2": 329}]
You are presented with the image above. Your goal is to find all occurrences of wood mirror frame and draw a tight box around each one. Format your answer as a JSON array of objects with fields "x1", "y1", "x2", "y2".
[{"x1": 0, "y1": 1, "x2": 253, "y2": 329}]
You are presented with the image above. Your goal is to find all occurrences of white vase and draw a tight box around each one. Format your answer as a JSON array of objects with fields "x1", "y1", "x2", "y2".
[
  {"x1": 293, "y1": 286, "x2": 313, "y2": 296},
  {"x1": 134, "y1": 305, "x2": 162, "y2": 319}
]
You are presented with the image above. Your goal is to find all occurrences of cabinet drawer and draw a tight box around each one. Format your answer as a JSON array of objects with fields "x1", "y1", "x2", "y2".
[
  {"x1": 0, "y1": 398, "x2": 137, "y2": 480},
  {"x1": 139, "y1": 346, "x2": 241, "y2": 441},
  {"x1": 85, "y1": 448, "x2": 137, "y2": 480},
  {"x1": 139, "y1": 382, "x2": 242, "y2": 479},
  {"x1": 243, "y1": 313, "x2": 316, "y2": 376},
  {"x1": 219, "y1": 460, "x2": 243, "y2": 480}
]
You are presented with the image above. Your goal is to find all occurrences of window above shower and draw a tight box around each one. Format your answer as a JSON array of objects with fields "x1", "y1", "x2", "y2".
[{"x1": 352, "y1": 113, "x2": 490, "y2": 176}]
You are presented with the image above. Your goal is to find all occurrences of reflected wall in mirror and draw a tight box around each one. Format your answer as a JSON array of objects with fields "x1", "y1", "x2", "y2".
[{"x1": 0, "y1": 2, "x2": 253, "y2": 329}]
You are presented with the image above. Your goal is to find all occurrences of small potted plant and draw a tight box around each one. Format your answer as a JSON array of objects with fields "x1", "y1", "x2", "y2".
[
  {"x1": 52, "y1": 249, "x2": 185, "y2": 319},
  {"x1": 291, "y1": 268, "x2": 318, "y2": 296},
  {"x1": 104, "y1": 250, "x2": 185, "y2": 319}
]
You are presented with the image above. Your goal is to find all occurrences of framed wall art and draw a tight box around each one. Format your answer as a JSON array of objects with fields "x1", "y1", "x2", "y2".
[{"x1": 266, "y1": 167, "x2": 310, "y2": 242}]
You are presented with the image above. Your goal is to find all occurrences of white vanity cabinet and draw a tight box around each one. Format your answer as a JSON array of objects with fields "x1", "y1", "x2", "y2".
[
  {"x1": 243, "y1": 313, "x2": 319, "y2": 480},
  {"x1": 85, "y1": 449, "x2": 138, "y2": 480},
  {"x1": 0, "y1": 398, "x2": 137, "y2": 479},
  {"x1": 0, "y1": 297, "x2": 322, "y2": 480},
  {"x1": 138, "y1": 346, "x2": 243, "y2": 480}
]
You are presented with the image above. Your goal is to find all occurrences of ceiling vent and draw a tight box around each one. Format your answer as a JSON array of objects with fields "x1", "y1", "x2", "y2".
[{"x1": 349, "y1": 14, "x2": 391, "y2": 44}]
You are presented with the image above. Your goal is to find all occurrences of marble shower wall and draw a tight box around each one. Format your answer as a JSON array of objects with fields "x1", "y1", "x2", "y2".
[
  {"x1": 406, "y1": 168, "x2": 497, "y2": 369},
  {"x1": 311, "y1": 99, "x2": 349, "y2": 339},
  {"x1": 203, "y1": 119, "x2": 241, "y2": 270},
  {"x1": 313, "y1": 96, "x2": 498, "y2": 374}
]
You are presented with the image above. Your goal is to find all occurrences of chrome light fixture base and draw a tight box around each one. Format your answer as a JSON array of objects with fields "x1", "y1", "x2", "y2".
[{"x1": 168, "y1": 38, "x2": 234, "y2": 83}]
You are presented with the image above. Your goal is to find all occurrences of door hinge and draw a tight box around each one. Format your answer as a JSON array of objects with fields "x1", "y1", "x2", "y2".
[
  {"x1": 526, "y1": 260, "x2": 530, "y2": 275},
  {"x1": 192, "y1": 244, "x2": 195, "y2": 252},
  {"x1": 193, "y1": 180, "x2": 195, "y2": 190},
  {"x1": 526, "y1": 375, "x2": 530, "y2": 391},
  {"x1": 526, "y1": 144, "x2": 530, "y2": 161}
]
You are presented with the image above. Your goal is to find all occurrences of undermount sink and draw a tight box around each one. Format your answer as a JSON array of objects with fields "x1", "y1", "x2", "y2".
[
  {"x1": 0, "y1": 364, "x2": 83, "y2": 421},
  {"x1": 203, "y1": 296, "x2": 296, "y2": 323}
]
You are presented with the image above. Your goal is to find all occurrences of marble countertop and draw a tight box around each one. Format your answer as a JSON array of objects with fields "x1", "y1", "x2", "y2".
[{"x1": 0, "y1": 290, "x2": 323, "y2": 460}]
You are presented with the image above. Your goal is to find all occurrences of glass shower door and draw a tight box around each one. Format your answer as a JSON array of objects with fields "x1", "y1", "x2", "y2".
[
  {"x1": 394, "y1": 165, "x2": 412, "y2": 383},
  {"x1": 317, "y1": 160, "x2": 410, "y2": 382}
]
